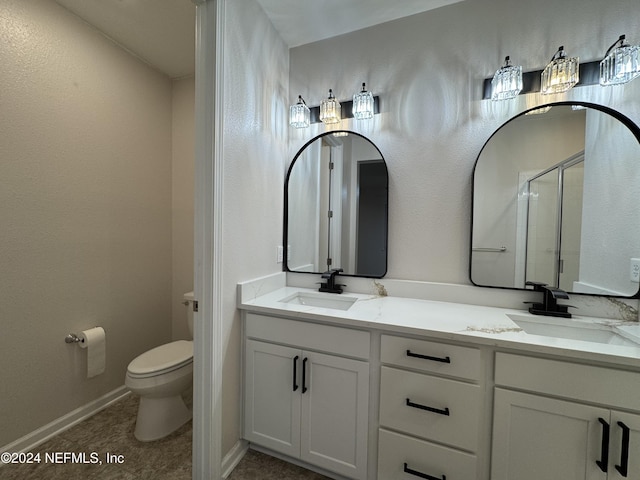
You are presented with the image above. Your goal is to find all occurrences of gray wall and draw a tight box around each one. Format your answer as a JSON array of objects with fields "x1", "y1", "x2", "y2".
[{"x1": 0, "y1": 0, "x2": 194, "y2": 447}]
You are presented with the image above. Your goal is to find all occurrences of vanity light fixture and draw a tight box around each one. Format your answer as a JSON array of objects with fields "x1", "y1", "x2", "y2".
[
  {"x1": 600, "y1": 35, "x2": 640, "y2": 86},
  {"x1": 541, "y1": 46, "x2": 579, "y2": 94},
  {"x1": 491, "y1": 56, "x2": 523, "y2": 101},
  {"x1": 352, "y1": 83, "x2": 375, "y2": 119},
  {"x1": 289, "y1": 95, "x2": 310, "y2": 128},
  {"x1": 319, "y1": 89, "x2": 341, "y2": 125}
]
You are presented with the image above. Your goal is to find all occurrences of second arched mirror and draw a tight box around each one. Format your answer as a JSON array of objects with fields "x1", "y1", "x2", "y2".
[
  {"x1": 284, "y1": 131, "x2": 388, "y2": 278},
  {"x1": 471, "y1": 102, "x2": 640, "y2": 297}
]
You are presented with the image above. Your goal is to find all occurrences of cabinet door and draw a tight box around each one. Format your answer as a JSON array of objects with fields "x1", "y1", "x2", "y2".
[
  {"x1": 300, "y1": 351, "x2": 370, "y2": 480},
  {"x1": 492, "y1": 388, "x2": 608, "y2": 480},
  {"x1": 610, "y1": 411, "x2": 640, "y2": 480},
  {"x1": 244, "y1": 340, "x2": 301, "y2": 458}
]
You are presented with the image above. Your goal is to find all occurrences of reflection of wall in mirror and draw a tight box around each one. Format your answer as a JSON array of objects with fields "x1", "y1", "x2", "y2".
[
  {"x1": 288, "y1": 142, "x2": 322, "y2": 271},
  {"x1": 473, "y1": 110, "x2": 585, "y2": 288},
  {"x1": 578, "y1": 111, "x2": 640, "y2": 295}
]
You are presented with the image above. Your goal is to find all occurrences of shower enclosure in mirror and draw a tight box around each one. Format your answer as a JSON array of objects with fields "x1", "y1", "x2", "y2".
[
  {"x1": 284, "y1": 131, "x2": 388, "y2": 278},
  {"x1": 471, "y1": 102, "x2": 640, "y2": 297}
]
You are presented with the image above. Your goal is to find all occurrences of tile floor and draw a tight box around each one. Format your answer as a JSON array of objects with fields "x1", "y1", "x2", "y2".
[
  {"x1": 227, "y1": 450, "x2": 330, "y2": 480},
  {"x1": 1, "y1": 392, "x2": 329, "y2": 480},
  {"x1": 1, "y1": 393, "x2": 192, "y2": 480}
]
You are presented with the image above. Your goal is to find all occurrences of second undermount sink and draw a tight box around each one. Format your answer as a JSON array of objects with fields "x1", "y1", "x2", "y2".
[
  {"x1": 507, "y1": 314, "x2": 640, "y2": 348},
  {"x1": 279, "y1": 292, "x2": 358, "y2": 311}
]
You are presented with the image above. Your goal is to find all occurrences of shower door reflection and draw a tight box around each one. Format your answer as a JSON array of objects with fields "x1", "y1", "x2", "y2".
[
  {"x1": 526, "y1": 169, "x2": 559, "y2": 286},
  {"x1": 524, "y1": 152, "x2": 584, "y2": 290}
]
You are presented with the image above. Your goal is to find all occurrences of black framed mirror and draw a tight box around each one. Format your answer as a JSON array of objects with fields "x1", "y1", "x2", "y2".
[
  {"x1": 471, "y1": 102, "x2": 640, "y2": 298},
  {"x1": 284, "y1": 131, "x2": 388, "y2": 277}
]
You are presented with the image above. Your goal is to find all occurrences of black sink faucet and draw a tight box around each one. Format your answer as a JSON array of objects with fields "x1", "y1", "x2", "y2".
[
  {"x1": 319, "y1": 268, "x2": 345, "y2": 294},
  {"x1": 525, "y1": 281, "x2": 573, "y2": 318}
]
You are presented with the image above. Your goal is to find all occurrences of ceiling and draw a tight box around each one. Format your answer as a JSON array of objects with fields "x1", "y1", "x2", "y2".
[
  {"x1": 255, "y1": 0, "x2": 465, "y2": 48},
  {"x1": 54, "y1": 0, "x2": 196, "y2": 79},
  {"x1": 54, "y1": 0, "x2": 464, "y2": 78}
]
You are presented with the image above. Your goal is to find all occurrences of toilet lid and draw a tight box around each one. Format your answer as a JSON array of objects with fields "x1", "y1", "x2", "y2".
[{"x1": 128, "y1": 340, "x2": 193, "y2": 377}]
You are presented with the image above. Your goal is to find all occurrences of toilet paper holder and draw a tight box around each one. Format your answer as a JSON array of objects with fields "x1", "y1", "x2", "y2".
[{"x1": 65, "y1": 333, "x2": 81, "y2": 344}]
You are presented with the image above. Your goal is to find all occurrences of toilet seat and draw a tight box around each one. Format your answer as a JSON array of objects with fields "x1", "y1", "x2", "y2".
[{"x1": 127, "y1": 340, "x2": 193, "y2": 378}]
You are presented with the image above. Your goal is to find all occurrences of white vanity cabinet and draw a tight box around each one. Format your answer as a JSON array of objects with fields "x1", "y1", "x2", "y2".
[
  {"x1": 377, "y1": 335, "x2": 483, "y2": 480},
  {"x1": 243, "y1": 313, "x2": 370, "y2": 480},
  {"x1": 492, "y1": 353, "x2": 640, "y2": 480}
]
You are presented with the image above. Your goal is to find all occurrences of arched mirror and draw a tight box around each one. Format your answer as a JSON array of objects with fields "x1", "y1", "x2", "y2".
[
  {"x1": 471, "y1": 102, "x2": 640, "y2": 297},
  {"x1": 284, "y1": 131, "x2": 388, "y2": 277}
]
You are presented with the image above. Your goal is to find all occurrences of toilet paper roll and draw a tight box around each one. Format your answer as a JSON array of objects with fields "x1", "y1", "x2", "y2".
[{"x1": 79, "y1": 327, "x2": 106, "y2": 378}]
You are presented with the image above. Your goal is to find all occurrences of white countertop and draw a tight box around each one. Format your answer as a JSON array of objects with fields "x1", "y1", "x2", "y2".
[{"x1": 239, "y1": 286, "x2": 640, "y2": 368}]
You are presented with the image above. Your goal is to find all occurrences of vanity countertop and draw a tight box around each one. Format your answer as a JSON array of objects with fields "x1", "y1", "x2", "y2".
[{"x1": 239, "y1": 286, "x2": 640, "y2": 368}]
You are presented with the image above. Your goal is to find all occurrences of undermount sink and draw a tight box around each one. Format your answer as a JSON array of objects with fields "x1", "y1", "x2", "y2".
[
  {"x1": 279, "y1": 292, "x2": 358, "y2": 311},
  {"x1": 507, "y1": 314, "x2": 640, "y2": 348}
]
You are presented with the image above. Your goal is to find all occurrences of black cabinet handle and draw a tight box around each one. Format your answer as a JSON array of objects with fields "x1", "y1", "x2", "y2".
[
  {"x1": 292, "y1": 356, "x2": 299, "y2": 392},
  {"x1": 596, "y1": 417, "x2": 610, "y2": 473},
  {"x1": 406, "y1": 349, "x2": 451, "y2": 364},
  {"x1": 615, "y1": 421, "x2": 630, "y2": 477},
  {"x1": 403, "y1": 462, "x2": 446, "y2": 480},
  {"x1": 406, "y1": 398, "x2": 450, "y2": 416},
  {"x1": 302, "y1": 357, "x2": 308, "y2": 394}
]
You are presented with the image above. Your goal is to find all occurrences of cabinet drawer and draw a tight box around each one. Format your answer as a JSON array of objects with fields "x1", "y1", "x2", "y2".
[
  {"x1": 495, "y1": 353, "x2": 640, "y2": 411},
  {"x1": 378, "y1": 428, "x2": 477, "y2": 480},
  {"x1": 381, "y1": 334, "x2": 481, "y2": 381},
  {"x1": 379, "y1": 366, "x2": 480, "y2": 452},
  {"x1": 246, "y1": 313, "x2": 370, "y2": 359}
]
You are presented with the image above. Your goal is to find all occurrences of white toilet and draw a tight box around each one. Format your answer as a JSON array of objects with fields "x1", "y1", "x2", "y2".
[{"x1": 125, "y1": 292, "x2": 194, "y2": 441}]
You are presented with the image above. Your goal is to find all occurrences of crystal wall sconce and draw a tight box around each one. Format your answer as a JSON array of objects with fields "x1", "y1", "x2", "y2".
[
  {"x1": 319, "y1": 89, "x2": 341, "y2": 125},
  {"x1": 491, "y1": 56, "x2": 523, "y2": 101},
  {"x1": 600, "y1": 34, "x2": 640, "y2": 86},
  {"x1": 288, "y1": 85, "x2": 380, "y2": 127},
  {"x1": 541, "y1": 46, "x2": 579, "y2": 94},
  {"x1": 483, "y1": 36, "x2": 640, "y2": 100},
  {"x1": 289, "y1": 95, "x2": 310, "y2": 128},
  {"x1": 352, "y1": 83, "x2": 375, "y2": 119}
]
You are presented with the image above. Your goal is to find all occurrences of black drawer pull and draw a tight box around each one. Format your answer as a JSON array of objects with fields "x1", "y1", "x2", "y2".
[
  {"x1": 406, "y1": 398, "x2": 450, "y2": 416},
  {"x1": 406, "y1": 349, "x2": 451, "y2": 364},
  {"x1": 596, "y1": 417, "x2": 610, "y2": 473},
  {"x1": 292, "y1": 356, "x2": 299, "y2": 392},
  {"x1": 615, "y1": 421, "x2": 630, "y2": 477},
  {"x1": 302, "y1": 357, "x2": 308, "y2": 394},
  {"x1": 403, "y1": 462, "x2": 446, "y2": 480}
]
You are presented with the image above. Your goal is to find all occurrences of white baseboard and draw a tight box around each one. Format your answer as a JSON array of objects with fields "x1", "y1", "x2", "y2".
[
  {"x1": 0, "y1": 385, "x2": 130, "y2": 457},
  {"x1": 221, "y1": 439, "x2": 249, "y2": 478}
]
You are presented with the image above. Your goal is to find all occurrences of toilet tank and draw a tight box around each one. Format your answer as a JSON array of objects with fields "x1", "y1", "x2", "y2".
[{"x1": 183, "y1": 291, "x2": 195, "y2": 339}]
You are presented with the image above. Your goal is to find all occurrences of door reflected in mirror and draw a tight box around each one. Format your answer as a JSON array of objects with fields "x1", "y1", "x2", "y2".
[
  {"x1": 284, "y1": 131, "x2": 388, "y2": 277},
  {"x1": 471, "y1": 103, "x2": 640, "y2": 297}
]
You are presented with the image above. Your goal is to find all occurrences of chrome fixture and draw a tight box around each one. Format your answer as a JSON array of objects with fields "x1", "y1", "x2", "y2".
[
  {"x1": 65, "y1": 333, "x2": 81, "y2": 343},
  {"x1": 491, "y1": 56, "x2": 523, "y2": 101},
  {"x1": 289, "y1": 95, "x2": 310, "y2": 128},
  {"x1": 541, "y1": 46, "x2": 579, "y2": 94},
  {"x1": 600, "y1": 34, "x2": 640, "y2": 86},
  {"x1": 319, "y1": 89, "x2": 341, "y2": 125},
  {"x1": 352, "y1": 83, "x2": 375, "y2": 119}
]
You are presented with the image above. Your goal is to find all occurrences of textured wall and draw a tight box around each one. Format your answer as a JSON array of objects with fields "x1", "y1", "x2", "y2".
[
  {"x1": 220, "y1": 0, "x2": 290, "y2": 456},
  {"x1": 171, "y1": 77, "x2": 195, "y2": 340},
  {"x1": 0, "y1": 0, "x2": 173, "y2": 446},
  {"x1": 289, "y1": 0, "x2": 640, "y2": 287}
]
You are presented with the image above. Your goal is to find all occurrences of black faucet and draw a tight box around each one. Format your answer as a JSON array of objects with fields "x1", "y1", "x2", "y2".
[
  {"x1": 525, "y1": 281, "x2": 573, "y2": 318},
  {"x1": 319, "y1": 268, "x2": 346, "y2": 294}
]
